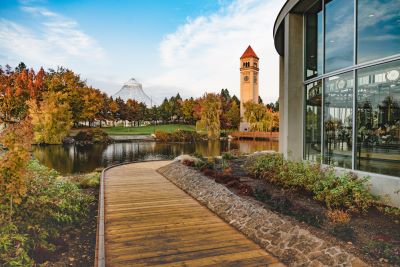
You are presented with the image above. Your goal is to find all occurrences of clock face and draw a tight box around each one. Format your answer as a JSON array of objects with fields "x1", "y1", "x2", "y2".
[{"x1": 244, "y1": 75, "x2": 249, "y2": 82}]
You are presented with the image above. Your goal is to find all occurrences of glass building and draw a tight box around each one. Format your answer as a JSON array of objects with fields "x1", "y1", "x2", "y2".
[{"x1": 274, "y1": 0, "x2": 400, "y2": 206}]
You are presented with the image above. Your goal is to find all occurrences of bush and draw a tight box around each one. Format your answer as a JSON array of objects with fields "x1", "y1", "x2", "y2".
[
  {"x1": 155, "y1": 130, "x2": 202, "y2": 142},
  {"x1": 0, "y1": 222, "x2": 32, "y2": 266},
  {"x1": 74, "y1": 128, "x2": 111, "y2": 145},
  {"x1": 245, "y1": 154, "x2": 377, "y2": 213},
  {"x1": 222, "y1": 152, "x2": 236, "y2": 160},
  {"x1": 0, "y1": 160, "x2": 93, "y2": 265},
  {"x1": 68, "y1": 172, "x2": 100, "y2": 189},
  {"x1": 326, "y1": 209, "x2": 351, "y2": 224}
]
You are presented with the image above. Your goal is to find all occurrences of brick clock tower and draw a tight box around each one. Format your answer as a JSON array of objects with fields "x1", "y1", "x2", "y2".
[{"x1": 240, "y1": 45, "x2": 259, "y2": 131}]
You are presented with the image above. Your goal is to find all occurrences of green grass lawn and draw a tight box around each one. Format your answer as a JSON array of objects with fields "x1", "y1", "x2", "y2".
[{"x1": 103, "y1": 124, "x2": 196, "y2": 135}]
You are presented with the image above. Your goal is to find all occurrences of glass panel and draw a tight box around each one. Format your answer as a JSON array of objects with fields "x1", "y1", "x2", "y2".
[
  {"x1": 305, "y1": 0, "x2": 323, "y2": 79},
  {"x1": 358, "y1": 0, "x2": 400, "y2": 63},
  {"x1": 323, "y1": 72, "x2": 353, "y2": 168},
  {"x1": 325, "y1": 0, "x2": 354, "y2": 73},
  {"x1": 305, "y1": 81, "x2": 322, "y2": 161},
  {"x1": 356, "y1": 60, "x2": 400, "y2": 177}
]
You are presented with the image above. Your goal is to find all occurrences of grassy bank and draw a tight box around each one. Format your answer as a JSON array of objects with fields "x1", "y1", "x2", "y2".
[{"x1": 103, "y1": 124, "x2": 195, "y2": 135}]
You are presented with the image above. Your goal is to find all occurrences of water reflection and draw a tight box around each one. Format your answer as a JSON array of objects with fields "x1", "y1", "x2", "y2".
[{"x1": 32, "y1": 140, "x2": 278, "y2": 174}]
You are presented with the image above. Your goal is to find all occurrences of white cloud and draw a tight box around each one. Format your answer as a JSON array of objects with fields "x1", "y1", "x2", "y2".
[
  {"x1": 149, "y1": 0, "x2": 284, "y2": 103},
  {"x1": 0, "y1": 5, "x2": 104, "y2": 68}
]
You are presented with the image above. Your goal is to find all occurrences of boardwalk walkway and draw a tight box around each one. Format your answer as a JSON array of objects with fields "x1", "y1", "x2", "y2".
[{"x1": 102, "y1": 161, "x2": 283, "y2": 266}]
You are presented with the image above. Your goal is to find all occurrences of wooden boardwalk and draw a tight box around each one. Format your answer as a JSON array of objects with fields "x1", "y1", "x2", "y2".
[{"x1": 102, "y1": 161, "x2": 283, "y2": 266}]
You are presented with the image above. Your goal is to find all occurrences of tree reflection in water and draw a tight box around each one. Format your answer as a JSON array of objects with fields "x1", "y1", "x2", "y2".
[{"x1": 32, "y1": 140, "x2": 278, "y2": 174}]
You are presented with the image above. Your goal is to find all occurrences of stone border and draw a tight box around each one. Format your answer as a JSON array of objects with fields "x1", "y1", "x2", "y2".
[{"x1": 157, "y1": 162, "x2": 368, "y2": 267}]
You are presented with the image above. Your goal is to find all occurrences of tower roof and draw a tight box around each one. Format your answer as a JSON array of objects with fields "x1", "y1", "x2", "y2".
[{"x1": 240, "y1": 45, "x2": 259, "y2": 59}]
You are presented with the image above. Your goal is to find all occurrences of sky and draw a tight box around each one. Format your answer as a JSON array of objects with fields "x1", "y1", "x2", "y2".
[{"x1": 0, "y1": 0, "x2": 284, "y2": 104}]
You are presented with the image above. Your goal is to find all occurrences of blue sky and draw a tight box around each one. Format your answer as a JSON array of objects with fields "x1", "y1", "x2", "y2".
[{"x1": 0, "y1": 0, "x2": 284, "y2": 104}]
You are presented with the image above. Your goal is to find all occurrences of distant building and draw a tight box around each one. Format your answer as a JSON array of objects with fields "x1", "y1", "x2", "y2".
[
  {"x1": 239, "y1": 45, "x2": 259, "y2": 131},
  {"x1": 113, "y1": 78, "x2": 152, "y2": 106},
  {"x1": 273, "y1": 0, "x2": 400, "y2": 206}
]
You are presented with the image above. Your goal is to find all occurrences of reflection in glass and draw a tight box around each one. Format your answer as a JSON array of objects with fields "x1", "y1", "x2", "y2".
[
  {"x1": 325, "y1": 0, "x2": 354, "y2": 73},
  {"x1": 356, "y1": 60, "x2": 400, "y2": 177},
  {"x1": 305, "y1": 81, "x2": 322, "y2": 161},
  {"x1": 305, "y1": 0, "x2": 323, "y2": 79},
  {"x1": 323, "y1": 72, "x2": 353, "y2": 168},
  {"x1": 358, "y1": 0, "x2": 400, "y2": 63}
]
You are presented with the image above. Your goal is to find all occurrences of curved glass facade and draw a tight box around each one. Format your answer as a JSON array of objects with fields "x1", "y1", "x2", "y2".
[{"x1": 304, "y1": 0, "x2": 400, "y2": 177}]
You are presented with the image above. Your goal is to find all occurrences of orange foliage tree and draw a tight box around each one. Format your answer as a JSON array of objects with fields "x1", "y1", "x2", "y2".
[{"x1": 0, "y1": 118, "x2": 33, "y2": 215}]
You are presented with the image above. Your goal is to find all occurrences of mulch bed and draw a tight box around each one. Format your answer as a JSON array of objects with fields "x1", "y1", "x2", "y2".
[
  {"x1": 32, "y1": 188, "x2": 98, "y2": 266},
  {"x1": 188, "y1": 157, "x2": 400, "y2": 266}
]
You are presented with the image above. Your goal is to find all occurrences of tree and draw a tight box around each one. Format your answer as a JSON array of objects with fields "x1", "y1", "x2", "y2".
[
  {"x1": 125, "y1": 99, "x2": 140, "y2": 126},
  {"x1": 199, "y1": 93, "x2": 221, "y2": 139},
  {"x1": 0, "y1": 118, "x2": 33, "y2": 214},
  {"x1": 220, "y1": 89, "x2": 232, "y2": 129},
  {"x1": 159, "y1": 97, "x2": 172, "y2": 123},
  {"x1": 45, "y1": 67, "x2": 86, "y2": 125},
  {"x1": 243, "y1": 101, "x2": 279, "y2": 132},
  {"x1": 108, "y1": 98, "x2": 119, "y2": 126},
  {"x1": 231, "y1": 95, "x2": 240, "y2": 106},
  {"x1": 0, "y1": 64, "x2": 32, "y2": 124},
  {"x1": 81, "y1": 87, "x2": 104, "y2": 126},
  {"x1": 225, "y1": 100, "x2": 240, "y2": 129},
  {"x1": 28, "y1": 91, "x2": 72, "y2": 144},
  {"x1": 182, "y1": 97, "x2": 197, "y2": 124}
]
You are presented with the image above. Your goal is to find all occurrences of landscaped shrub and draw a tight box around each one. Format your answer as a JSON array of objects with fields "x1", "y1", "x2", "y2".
[
  {"x1": 222, "y1": 152, "x2": 236, "y2": 160},
  {"x1": 0, "y1": 221, "x2": 32, "y2": 266},
  {"x1": 155, "y1": 130, "x2": 203, "y2": 142},
  {"x1": 74, "y1": 128, "x2": 111, "y2": 145},
  {"x1": 326, "y1": 209, "x2": 351, "y2": 224},
  {"x1": 245, "y1": 153, "x2": 377, "y2": 213},
  {"x1": 0, "y1": 160, "x2": 93, "y2": 265},
  {"x1": 68, "y1": 172, "x2": 100, "y2": 189}
]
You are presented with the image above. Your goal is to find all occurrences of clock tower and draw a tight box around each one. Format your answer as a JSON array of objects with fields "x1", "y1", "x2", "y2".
[{"x1": 240, "y1": 45, "x2": 259, "y2": 131}]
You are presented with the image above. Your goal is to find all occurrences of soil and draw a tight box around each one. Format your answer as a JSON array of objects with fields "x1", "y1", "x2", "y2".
[
  {"x1": 192, "y1": 157, "x2": 400, "y2": 266},
  {"x1": 31, "y1": 188, "x2": 98, "y2": 267}
]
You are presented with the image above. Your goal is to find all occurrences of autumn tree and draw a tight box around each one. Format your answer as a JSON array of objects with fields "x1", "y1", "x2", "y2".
[
  {"x1": 0, "y1": 63, "x2": 39, "y2": 124},
  {"x1": 182, "y1": 97, "x2": 197, "y2": 124},
  {"x1": 0, "y1": 118, "x2": 33, "y2": 215},
  {"x1": 225, "y1": 100, "x2": 241, "y2": 129},
  {"x1": 243, "y1": 101, "x2": 279, "y2": 132},
  {"x1": 28, "y1": 91, "x2": 72, "y2": 144},
  {"x1": 198, "y1": 93, "x2": 221, "y2": 139},
  {"x1": 45, "y1": 67, "x2": 86, "y2": 125},
  {"x1": 125, "y1": 99, "x2": 140, "y2": 126},
  {"x1": 81, "y1": 87, "x2": 104, "y2": 126}
]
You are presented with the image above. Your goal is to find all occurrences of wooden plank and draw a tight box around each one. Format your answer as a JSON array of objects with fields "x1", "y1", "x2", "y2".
[{"x1": 103, "y1": 161, "x2": 284, "y2": 266}]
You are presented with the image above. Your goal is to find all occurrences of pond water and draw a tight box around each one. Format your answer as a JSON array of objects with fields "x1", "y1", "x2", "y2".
[{"x1": 32, "y1": 140, "x2": 278, "y2": 174}]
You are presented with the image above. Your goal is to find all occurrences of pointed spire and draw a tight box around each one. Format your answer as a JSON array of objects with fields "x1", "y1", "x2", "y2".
[{"x1": 240, "y1": 45, "x2": 259, "y2": 59}]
